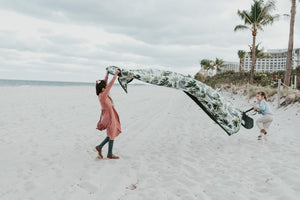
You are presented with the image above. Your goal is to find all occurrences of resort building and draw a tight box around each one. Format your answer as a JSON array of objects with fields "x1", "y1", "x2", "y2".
[
  {"x1": 242, "y1": 48, "x2": 300, "y2": 72},
  {"x1": 221, "y1": 61, "x2": 240, "y2": 72}
]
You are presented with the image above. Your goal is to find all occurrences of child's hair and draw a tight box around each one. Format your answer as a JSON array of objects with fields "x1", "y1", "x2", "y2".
[
  {"x1": 95, "y1": 80, "x2": 113, "y2": 103},
  {"x1": 257, "y1": 91, "x2": 267, "y2": 101},
  {"x1": 96, "y1": 80, "x2": 106, "y2": 96}
]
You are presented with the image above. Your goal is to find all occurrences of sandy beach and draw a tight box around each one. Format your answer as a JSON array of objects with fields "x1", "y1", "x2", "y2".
[{"x1": 0, "y1": 85, "x2": 299, "y2": 200}]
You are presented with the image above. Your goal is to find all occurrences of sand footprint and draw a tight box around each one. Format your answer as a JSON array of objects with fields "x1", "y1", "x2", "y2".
[{"x1": 77, "y1": 181, "x2": 99, "y2": 194}]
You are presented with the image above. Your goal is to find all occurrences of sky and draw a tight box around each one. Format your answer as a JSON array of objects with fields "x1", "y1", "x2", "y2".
[{"x1": 0, "y1": 0, "x2": 299, "y2": 82}]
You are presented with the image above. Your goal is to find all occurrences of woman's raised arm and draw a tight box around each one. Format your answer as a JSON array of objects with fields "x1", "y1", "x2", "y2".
[
  {"x1": 101, "y1": 70, "x2": 119, "y2": 97},
  {"x1": 104, "y1": 71, "x2": 109, "y2": 82}
]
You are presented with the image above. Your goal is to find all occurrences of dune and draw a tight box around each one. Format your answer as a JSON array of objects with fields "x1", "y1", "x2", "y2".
[{"x1": 0, "y1": 85, "x2": 299, "y2": 200}]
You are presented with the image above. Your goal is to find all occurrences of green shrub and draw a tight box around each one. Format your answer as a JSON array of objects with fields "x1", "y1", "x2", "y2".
[
  {"x1": 194, "y1": 72, "x2": 206, "y2": 82},
  {"x1": 194, "y1": 69, "x2": 300, "y2": 90}
]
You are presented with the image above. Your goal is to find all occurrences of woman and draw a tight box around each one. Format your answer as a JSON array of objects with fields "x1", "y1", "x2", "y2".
[
  {"x1": 253, "y1": 91, "x2": 273, "y2": 140},
  {"x1": 94, "y1": 69, "x2": 121, "y2": 159}
]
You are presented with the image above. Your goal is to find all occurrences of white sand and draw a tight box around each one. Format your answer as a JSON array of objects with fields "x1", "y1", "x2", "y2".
[{"x1": 0, "y1": 85, "x2": 299, "y2": 200}]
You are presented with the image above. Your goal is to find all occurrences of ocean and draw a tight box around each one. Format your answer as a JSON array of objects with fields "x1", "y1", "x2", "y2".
[
  {"x1": 0, "y1": 79, "x2": 95, "y2": 87},
  {"x1": 0, "y1": 79, "x2": 146, "y2": 87}
]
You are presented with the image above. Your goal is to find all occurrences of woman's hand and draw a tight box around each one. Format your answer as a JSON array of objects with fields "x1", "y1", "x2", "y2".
[
  {"x1": 115, "y1": 70, "x2": 120, "y2": 76},
  {"x1": 253, "y1": 106, "x2": 259, "y2": 111}
]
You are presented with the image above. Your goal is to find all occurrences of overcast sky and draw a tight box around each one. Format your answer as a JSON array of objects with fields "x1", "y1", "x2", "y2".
[{"x1": 0, "y1": 0, "x2": 299, "y2": 82}]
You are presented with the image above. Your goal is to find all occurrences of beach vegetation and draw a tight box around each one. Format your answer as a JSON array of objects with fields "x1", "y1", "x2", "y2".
[{"x1": 237, "y1": 50, "x2": 246, "y2": 72}]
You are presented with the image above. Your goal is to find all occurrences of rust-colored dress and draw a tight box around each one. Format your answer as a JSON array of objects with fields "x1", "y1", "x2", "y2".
[{"x1": 96, "y1": 73, "x2": 121, "y2": 140}]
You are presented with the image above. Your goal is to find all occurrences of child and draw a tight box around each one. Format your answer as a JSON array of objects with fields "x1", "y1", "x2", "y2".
[
  {"x1": 94, "y1": 70, "x2": 121, "y2": 159},
  {"x1": 253, "y1": 91, "x2": 273, "y2": 140}
]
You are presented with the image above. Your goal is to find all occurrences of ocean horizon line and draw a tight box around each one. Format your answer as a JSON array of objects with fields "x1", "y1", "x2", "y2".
[
  {"x1": 0, "y1": 78, "x2": 94, "y2": 83},
  {"x1": 0, "y1": 78, "x2": 147, "y2": 87}
]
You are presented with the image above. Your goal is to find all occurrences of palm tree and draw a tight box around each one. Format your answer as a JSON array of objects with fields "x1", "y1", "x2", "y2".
[
  {"x1": 284, "y1": 0, "x2": 298, "y2": 87},
  {"x1": 214, "y1": 57, "x2": 225, "y2": 72},
  {"x1": 234, "y1": 0, "x2": 279, "y2": 84},
  {"x1": 200, "y1": 59, "x2": 214, "y2": 70},
  {"x1": 249, "y1": 43, "x2": 271, "y2": 59},
  {"x1": 237, "y1": 50, "x2": 246, "y2": 72},
  {"x1": 249, "y1": 44, "x2": 271, "y2": 72}
]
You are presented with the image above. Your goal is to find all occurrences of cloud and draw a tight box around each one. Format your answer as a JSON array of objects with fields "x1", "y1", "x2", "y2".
[
  {"x1": 0, "y1": 0, "x2": 250, "y2": 46},
  {"x1": 0, "y1": 0, "x2": 299, "y2": 82}
]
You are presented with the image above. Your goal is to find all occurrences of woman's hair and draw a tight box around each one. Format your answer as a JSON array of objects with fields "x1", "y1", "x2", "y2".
[
  {"x1": 257, "y1": 91, "x2": 267, "y2": 101},
  {"x1": 96, "y1": 80, "x2": 106, "y2": 96},
  {"x1": 95, "y1": 80, "x2": 113, "y2": 103}
]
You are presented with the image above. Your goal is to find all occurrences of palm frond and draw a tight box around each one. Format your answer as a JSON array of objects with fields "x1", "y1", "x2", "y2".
[
  {"x1": 256, "y1": 23, "x2": 263, "y2": 31},
  {"x1": 250, "y1": 0, "x2": 263, "y2": 21},
  {"x1": 260, "y1": 14, "x2": 280, "y2": 26},
  {"x1": 263, "y1": 0, "x2": 277, "y2": 12},
  {"x1": 200, "y1": 59, "x2": 214, "y2": 70},
  {"x1": 249, "y1": 43, "x2": 271, "y2": 59},
  {"x1": 234, "y1": 25, "x2": 251, "y2": 31},
  {"x1": 237, "y1": 10, "x2": 253, "y2": 24},
  {"x1": 237, "y1": 50, "x2": 246, "y2": 59},
  {"x1": 215, "y1": 58, "x2": 224, "y2": 66},
  {"x1": 214, "y1": 58, "x2": 225, "y2": 72},
  {"x1": 257, "y1": 0, "x2": 278, "y2": 22}
]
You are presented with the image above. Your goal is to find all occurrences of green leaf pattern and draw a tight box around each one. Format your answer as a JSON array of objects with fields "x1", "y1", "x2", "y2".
[{"x1": 106, "y1": 66, "x2": 243, "y2": 135}]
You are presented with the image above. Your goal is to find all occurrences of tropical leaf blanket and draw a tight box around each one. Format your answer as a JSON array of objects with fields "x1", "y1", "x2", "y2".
[{"x1": 106, "y1": 66, "x2": 252, "y2": 135}]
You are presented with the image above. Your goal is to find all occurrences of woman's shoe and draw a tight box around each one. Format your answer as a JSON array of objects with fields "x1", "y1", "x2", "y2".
[
  {"x1": 94, "y1": 146, "x2": 103, "y2": 159},
  {"x1": 107, "y1": 154, "x2": 119, "y2": 159},
  {"x1": 257, "y1": 135, "x2": 262, "y2": 140},
  {"x1": 260, "y1": 129, "x2": 267, "y2": 134},
  {"x1": 107, "y1": 140, "x2": 119, "y2": 159}
]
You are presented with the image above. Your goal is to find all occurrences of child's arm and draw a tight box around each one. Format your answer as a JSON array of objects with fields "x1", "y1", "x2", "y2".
[
  {"x1": 101, "y1": 70, "x2": 119, "y2": 97},
  {"x1": 104, "y1": 71, "x2": 109, "y2": 82},
  {"x1": 258, "y1": 101, "x2": 266, "y2": 113}
]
